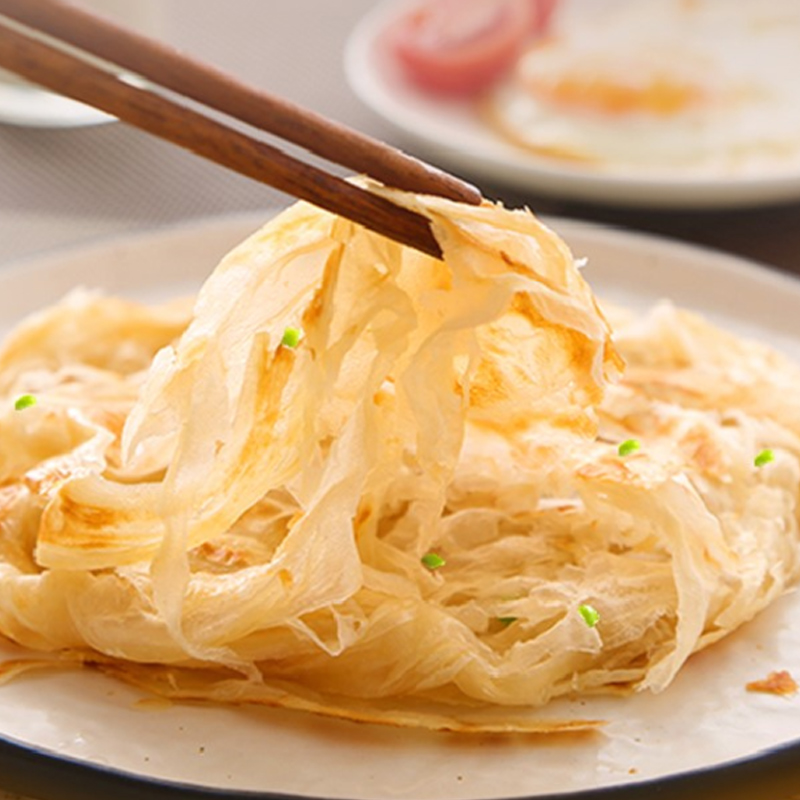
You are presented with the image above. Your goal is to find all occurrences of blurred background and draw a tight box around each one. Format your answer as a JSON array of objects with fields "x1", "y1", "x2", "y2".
[
  {"x1": 0, "y1": 0, "x2": 377, "y2": 263},
  {"x1": 0, "y1": 0, "x2": 799, "y2": 272}
]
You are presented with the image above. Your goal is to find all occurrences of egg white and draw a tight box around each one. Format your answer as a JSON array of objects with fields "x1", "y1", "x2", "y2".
[{"x1": 486, "y1": 0, "x2": 800, "y2": 177}]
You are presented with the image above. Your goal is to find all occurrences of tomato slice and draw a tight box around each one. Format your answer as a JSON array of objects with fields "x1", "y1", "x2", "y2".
[
  {"x1": 527, "y1": 0, "x2": 560, "y2": 34},
  {"x1": 391, "y1": 0, "x2": 538, "y2": 97}
]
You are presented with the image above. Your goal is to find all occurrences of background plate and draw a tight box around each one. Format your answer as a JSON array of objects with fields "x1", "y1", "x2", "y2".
[
  {"x1": 345, "y1": 0, "x2": 800, "y2": 209},
  {"x1": 1, "y1": 214, "x2": 800, "y2": 800}
]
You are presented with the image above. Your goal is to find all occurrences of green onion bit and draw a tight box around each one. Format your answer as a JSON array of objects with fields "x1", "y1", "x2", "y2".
[
  {"x1": 421, "y1": 552, "x2": 445, "y2": 571},
  {"x1": 754, "y1": 449, "x2": 774, "y2": 468},
  {"x1": 281, "y1": 327, "x2": 302, "y2": 348},
  {"x1": 618, "y1": 439, "x2": 640, "y2": 457},
  {"x1": 578, "y1": 603, "x2": 600, "y2": 628},
  {"x1": 497, "y1": 616, "x2": 518, "y2": 627},
  {"x1": 14, "y1": 394, "x2": 36, "y2": 411}
]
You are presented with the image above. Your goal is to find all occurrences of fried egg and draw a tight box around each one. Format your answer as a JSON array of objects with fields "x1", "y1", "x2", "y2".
[{"x1": 486, "y1": 0, "x2": 800, "y2": 176}]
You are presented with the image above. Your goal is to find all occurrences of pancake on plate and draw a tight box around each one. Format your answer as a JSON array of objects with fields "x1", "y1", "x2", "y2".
[{"x1": 0, "y1": 190, "x2": 798, "y2": 732}]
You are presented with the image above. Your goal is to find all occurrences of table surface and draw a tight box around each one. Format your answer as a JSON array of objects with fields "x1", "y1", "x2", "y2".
[{"x1": 1, "y1": 2, "x2": 799, "y2": 800}]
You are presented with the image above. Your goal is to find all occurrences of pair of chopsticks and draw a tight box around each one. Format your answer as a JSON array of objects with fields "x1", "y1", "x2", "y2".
[{"x1": 0, "y1": 0, "x2": 483, "y2": 259}]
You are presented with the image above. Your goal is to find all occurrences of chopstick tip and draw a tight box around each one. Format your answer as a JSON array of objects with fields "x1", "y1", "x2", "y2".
[{"x1": 419, "y1": 161, "x2": 483, "y2": 206}]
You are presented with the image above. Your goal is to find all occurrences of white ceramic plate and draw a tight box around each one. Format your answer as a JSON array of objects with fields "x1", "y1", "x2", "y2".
[
  {"x1": 0, "y1": 83, "x2": 114, "y2": 129},
  {"x1": 1, "y1": 214, "x2": 800, "y2": 800},
  {"x1": 344, "y1": 0, "x2": 800, "y2": 209}
]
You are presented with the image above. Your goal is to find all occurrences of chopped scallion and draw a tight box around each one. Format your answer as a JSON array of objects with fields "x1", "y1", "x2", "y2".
[
  {"x1": 281, "y1": 327, "x2": 302, "y2": 348},
  {"x1": 14, "y1": 394, "x2": 36, "y2": 411},
  {"x1": 578, "y1": 603, "x2": 600, "y2": 628},
  {"x1": 618, "y1": 439, "x2": 640, "y2": 457},
  {"x1": 754, "y1": 449, "x2": 774, "y2": 468},
  {"x1": 497, "y1": 616, "x2": 518, "y2": 627},
  {"x1": 421, "y1": 552, "x2": 445, "y2": 570}
]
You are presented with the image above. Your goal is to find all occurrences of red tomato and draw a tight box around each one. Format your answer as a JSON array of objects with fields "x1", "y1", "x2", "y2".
[
  {"x1": 527, "y1": 0, "x2": 560, "y2": 34},
  {"x1": 391, "y1": 0, "x2": 538, "y2": 97}
]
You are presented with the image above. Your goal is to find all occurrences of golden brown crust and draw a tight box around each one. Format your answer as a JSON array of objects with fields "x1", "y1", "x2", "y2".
[{"x1": 746, "y1": 670, "x2": 798, "y2": 697}]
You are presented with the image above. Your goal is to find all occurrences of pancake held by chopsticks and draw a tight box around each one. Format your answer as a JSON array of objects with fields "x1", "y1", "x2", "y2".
[{"x1": 0, "y1": 192, "x2": 798, "y2": 733}]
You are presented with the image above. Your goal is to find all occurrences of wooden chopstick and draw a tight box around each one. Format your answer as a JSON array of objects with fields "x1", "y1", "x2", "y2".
[{"x1": 0, "y1": 1, "x2": 484, "y2": 259}]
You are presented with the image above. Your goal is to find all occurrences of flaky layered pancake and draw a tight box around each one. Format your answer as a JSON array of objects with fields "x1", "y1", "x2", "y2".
[{"x1": 0, "y1": 192, "x2": 797, "y2": 732}]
